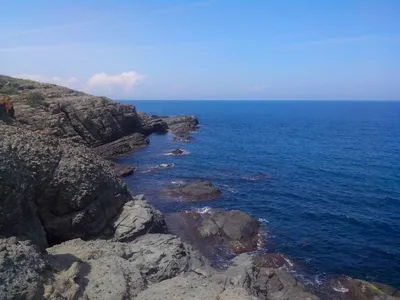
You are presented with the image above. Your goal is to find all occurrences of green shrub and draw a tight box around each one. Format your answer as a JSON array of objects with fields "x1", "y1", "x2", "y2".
[
  {"x1": 0, "y1": 85, "x2": 19, "y2": 95},
  {"x1": 25, "y1": 91, "x2": 49, "y2": 108}
]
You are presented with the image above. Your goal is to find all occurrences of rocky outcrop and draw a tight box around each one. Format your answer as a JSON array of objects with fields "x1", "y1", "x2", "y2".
[
  {"x1": 0, "y1": 76, "x2": 198, "y2": 157},
  {"x1": 0, "y1": 75, "x2": 151, "y2": 151},
  {"x1": 165, "y1": 180, "x2": 222, "y2": 201},
  {"x1": 0, "y1": 125, "x2": 164, "y2": 249},
  {"x1": 165, "y1": 210, "x2": 260, "y2": 260},
  {"x1": 162, "y1": 115, "x2": 199, "y2": 138},
  {"x1": 113, "y1": 195, "x2": 168, "y2": 242}
]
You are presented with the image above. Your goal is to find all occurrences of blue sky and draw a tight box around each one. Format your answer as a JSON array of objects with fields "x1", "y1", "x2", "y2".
[{"x1": 1, "y1": 0, "x2": 399, "y2": 100}]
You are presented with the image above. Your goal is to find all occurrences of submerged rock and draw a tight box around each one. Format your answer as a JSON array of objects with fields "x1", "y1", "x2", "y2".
[
  {"x1": 165, "y1": 180, "x2": 222, "y2": 202},
  {"x1": 168, "y1": 148, "x2": 187, "y2": 155}
]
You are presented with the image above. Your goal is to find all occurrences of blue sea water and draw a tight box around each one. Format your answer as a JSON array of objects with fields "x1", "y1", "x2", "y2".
[{"x1": 117, "y1": 100, "x2": 400, "y2": 289}]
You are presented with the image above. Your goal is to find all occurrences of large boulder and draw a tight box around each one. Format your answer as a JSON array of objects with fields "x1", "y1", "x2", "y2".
[
  {"x1": 165, "y1": 210, "x2": 260, "y2": 260},
  {"x1": 165, "y1": 180, "x2": 222, "y2": 201},
  {"x1": 0, "y1": 125, "x2": 130, "y2": 248},
  {"x1": 112, "y1": 195, "x2": 168, "y2": 242}
]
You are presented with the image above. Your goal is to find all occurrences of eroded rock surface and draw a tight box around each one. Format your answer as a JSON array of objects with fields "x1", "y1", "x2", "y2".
[{"x1": 0, "y1": 237, "x2": 47, "y2": 300}]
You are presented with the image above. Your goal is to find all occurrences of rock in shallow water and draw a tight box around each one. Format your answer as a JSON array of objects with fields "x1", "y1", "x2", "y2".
[
  {"x1": 165, "y1": 180, "x2": 222, "y2": 202},
  {"x1": 329, "y1": 277, "x2": 400, "y2": 300},
  {"x1": 165, "y1": 209, "x2": 260, "y2": 259},
  {"x1": 110, "y1": 163, "x2": 136, "y2": 177},
  {"x1": 162, "y1": 115, "x2": 199, "y2": 137}
]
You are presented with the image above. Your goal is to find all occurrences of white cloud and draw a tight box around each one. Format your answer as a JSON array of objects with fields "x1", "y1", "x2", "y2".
[
  {"x1": 16, "y1": 74, "x2": 79, "y2": 88},
  {"x1": 16, "y1": 71, "x2": 145, "y2": 96},
  {"x1": 86, "y1": 71, "x2": 145, "y2": 92}
]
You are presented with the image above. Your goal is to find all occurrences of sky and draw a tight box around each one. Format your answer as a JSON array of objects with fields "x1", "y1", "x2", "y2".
[{"x1": 1, "y1": 0, "x2": 399, "y2": 100}]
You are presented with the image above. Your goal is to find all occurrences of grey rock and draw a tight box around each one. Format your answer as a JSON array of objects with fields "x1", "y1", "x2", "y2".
[
  {"x1": 0, "y1": 125, "x2": 130, "y2": 248},
  {"x1": 113, "y1": 196, "x2": 168, "y2": 242},
  {"x1": 168, "y1": 148, "x2": 187, "y2": 155},
  {"x1": 0, "y1": 237, "x2": 47, "y2": 300},
  {"x1": 165, "y1": 180, "x2": 222, "y2": 202}
]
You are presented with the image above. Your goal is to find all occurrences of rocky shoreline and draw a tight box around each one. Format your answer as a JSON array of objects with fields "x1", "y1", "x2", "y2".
[{"x1": 1, "y1": 75, "x2": 399, "y2": 299}]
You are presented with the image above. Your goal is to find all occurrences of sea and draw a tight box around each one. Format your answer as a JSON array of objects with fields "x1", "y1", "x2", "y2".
[{"x1": 116, "y1": 100, "x2": 400, "y2": 291}]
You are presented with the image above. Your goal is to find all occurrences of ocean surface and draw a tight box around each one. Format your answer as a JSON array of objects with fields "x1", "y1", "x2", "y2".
[{"x1": 116, "y1": 100, "x2": 400, "y2": 290}]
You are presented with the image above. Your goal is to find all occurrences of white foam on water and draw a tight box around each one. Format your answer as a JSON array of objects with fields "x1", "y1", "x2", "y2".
[
  {"x1": 171, "y1": 180, "x2": 185, "y2": 185},
  {"x1": 194, "y1": 206, "x2": 213, "y2": 214},
  {"x1": 283, "y1": 257, "x2": 294, "y2": 267},
  {"x1": 258, "y1": 217, "x2": 269, "y2": 224},
  {"x1": 165, "y1": 150, "x2": 190, "y2": 156},
  {"x1": 332, "y1": 285, "x2": 349, "y2": 293}
]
